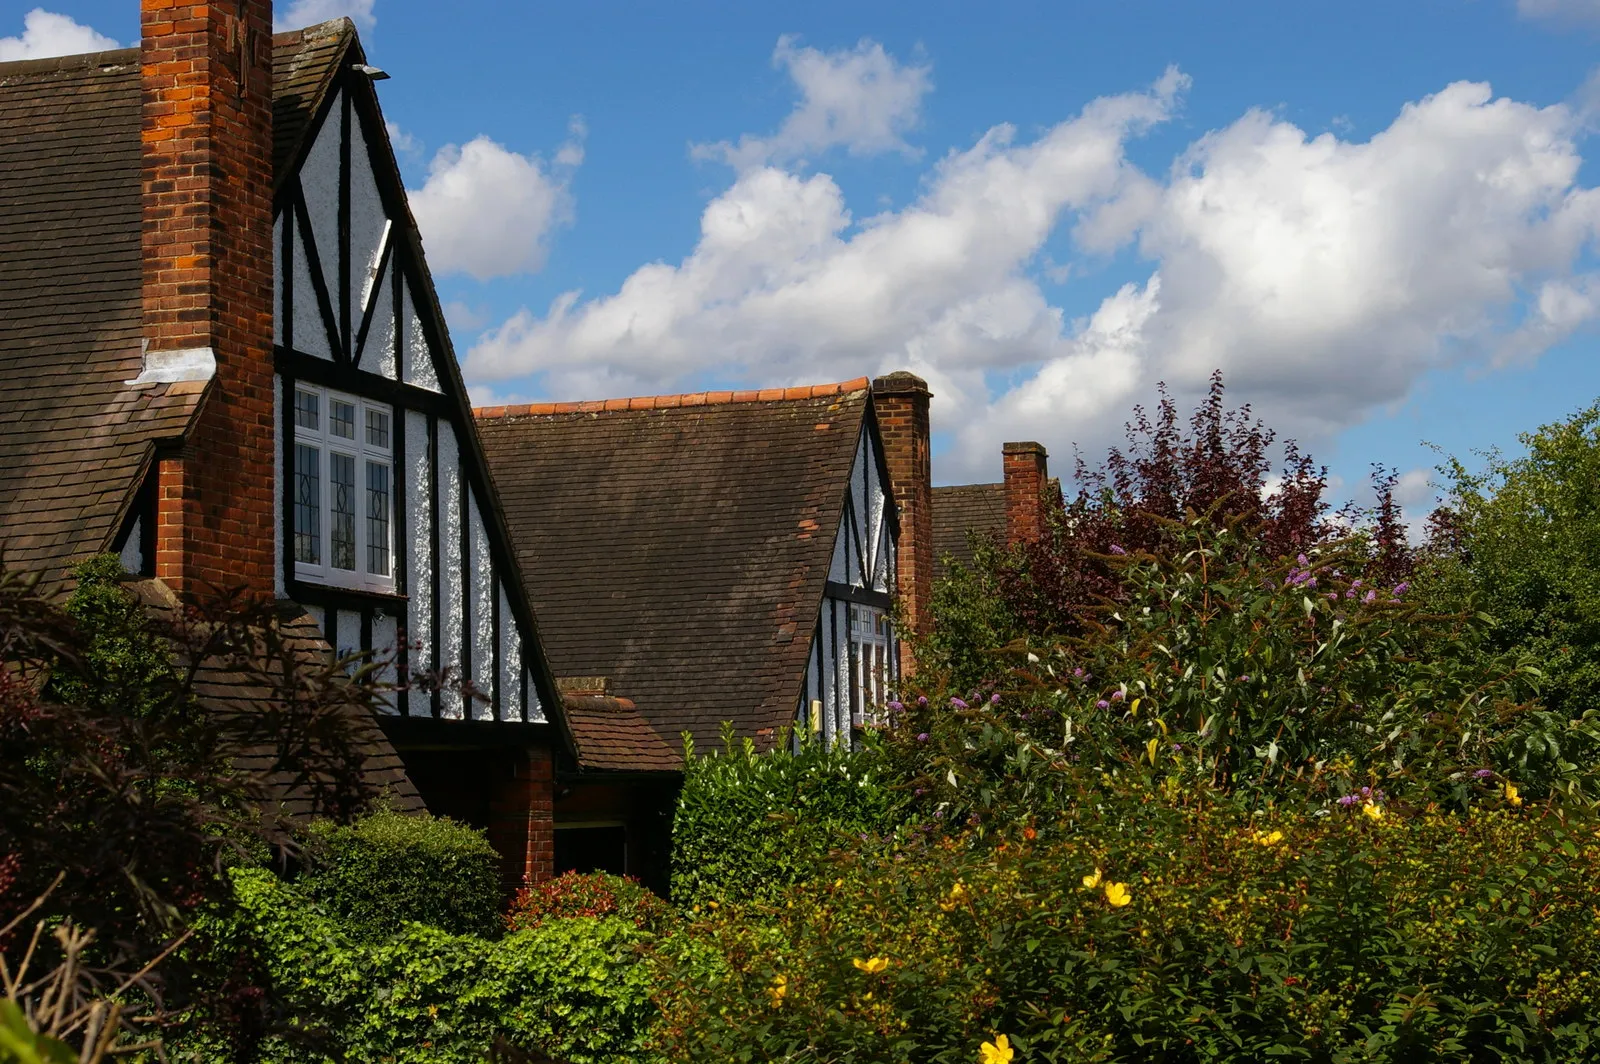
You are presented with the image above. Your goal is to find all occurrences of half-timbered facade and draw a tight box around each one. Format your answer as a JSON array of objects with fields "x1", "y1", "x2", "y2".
[{"x1": 0, "y1": 4, "x2": 572, "y2": 887}]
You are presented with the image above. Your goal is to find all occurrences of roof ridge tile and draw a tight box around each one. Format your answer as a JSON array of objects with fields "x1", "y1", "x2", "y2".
[{"x1": 474, "y1": 376, "x2": 871, "y2": 420}]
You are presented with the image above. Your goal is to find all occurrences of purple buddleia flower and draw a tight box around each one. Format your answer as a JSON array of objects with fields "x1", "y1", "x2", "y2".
[
  {"x1": 1473, "y1": 769, "x2": 1493, "y2": 780},
  {"x1": 1394, "y1": 582, "x2": 1410, "y2": 595},
  {"x1": 887, "y1": 700, "x2": 904, "y2": 712},
  {"x1": 1337, "y1": 794, "x2": 1359, "y2": 806},
  {"x1": 1110, "y1": 690, "x2": 1125, "y2": 702},
  {"x1": 1363, "y1": 590, "x2": 1377, "y2": 604},
  {"x1": 950, "y1": 697, "x2": 969, "y2": 709},
  {"x1": 1095, "y1": 699, "x2": 1110, "y2": 709},
  {"x1": 1171, "y1": 742, "x2": 1183, "y2": 752},
  {"x1": 1109, "y1": 544, "x2": 1126, "y2": 555},
  {"x1": 916, "y1": 733, "x2": 930, "y2": 742},
  {"x1": 1072, "y1": 667, "x2": 1085, "y2": 678},
  {"x1": 989, "y1": 693, "x2": 1002, "y2": 705},
  {"x1": 1345, "y1": 590, "x2": 1357, "y2": 599},
  {"x1": 917, "y1": 696, "x2": 928, "y2": 707},
  {"x1": 1306, "y1": 577, "x2": 1317, "y2": 588},
  {"x1": 1297, "y1": 554, "x2": 1309, "y2": 566}
]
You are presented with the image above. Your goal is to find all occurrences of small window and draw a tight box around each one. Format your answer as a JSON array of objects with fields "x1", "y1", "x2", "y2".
[
  {"x1": 291, "y1": 384, "x2": 394, "y2": 593},
  {"x1": 849, "y1": 603, "x2": 893, "y2": 726}
]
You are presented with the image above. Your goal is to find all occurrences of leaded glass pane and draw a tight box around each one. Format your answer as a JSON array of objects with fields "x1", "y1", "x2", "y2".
[
  {"x1": 330, "y1": 399, "x2": 356, "y2": 439},
  {"x1": 330, "y1": 452, "x2": 355, "y2": 570},
  {"x1": 365, "y1": 407, "x2": 390, "y2": 449},
  {"x1": 366, "y1": 461, "x2": 390, "y2": 576},
  {"x1": 294, "y1": 444, "x2": 320, "y2": 564},
  {"x1": 294, "y1": 390, "x2": 319, "y2": 430}
]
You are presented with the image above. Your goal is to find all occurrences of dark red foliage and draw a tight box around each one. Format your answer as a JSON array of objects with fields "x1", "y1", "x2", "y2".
[
  {"x1": 506, "y1": 871, "x2": 667, "y2": 932},
  {"x1": 990, "y1": 372, "x2": 1404, "y2": 635}
]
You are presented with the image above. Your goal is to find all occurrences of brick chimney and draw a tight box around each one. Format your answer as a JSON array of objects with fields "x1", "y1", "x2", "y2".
[
  {"x1": 141, "y1": 0, "x2": 276, "y2": 597},
  {"x1": 871, "y1": 372, "x2": 932, "y2": 676},
  {"x1": 1003, "y1": 442, "x2": 1049, "y2": 545}
]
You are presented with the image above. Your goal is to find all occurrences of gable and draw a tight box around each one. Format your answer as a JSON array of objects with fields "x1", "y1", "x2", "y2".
[{"x1": 826, "y1": 420, "x2": 897, "y2": 596}]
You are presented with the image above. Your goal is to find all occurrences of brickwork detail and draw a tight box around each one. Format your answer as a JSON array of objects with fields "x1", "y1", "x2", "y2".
[
  {"x1": 143, "y1": 0, "x2": 276, "y2": 596},
  {"x1": 1003, "y1": 441, "x2": 1050, "y2": 546},
  {"x1": 871, "y1": 373, "x2": 932, "y2": 677},
  {"x1": 487, "y1": 744, "x2": 556, "y2": 890},
  {"x1": 474, "y1": 377, "x2": 872, "y2": 420}
]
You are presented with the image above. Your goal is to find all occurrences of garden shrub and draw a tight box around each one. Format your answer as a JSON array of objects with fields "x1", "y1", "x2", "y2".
[
  {"x1": 297, "y1": 808, "x2": 501, "y2": 940},
  {"x1": 671, "y1": 725, "x2": 905, "y2": 907},
  {"x1": 507, "y1": 871, "x2": 669, "y2": 932},
  {"x1": 172, "y1": 868, "x2": 660, "y2": 1064},
  {"x1": 655, "y1": 779, "x2": 1600, "y2": 1063}
]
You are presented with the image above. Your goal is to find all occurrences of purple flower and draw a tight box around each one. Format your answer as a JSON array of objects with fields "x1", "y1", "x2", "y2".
[
  {"x1": 1110, "y1": 690, "x2": 1125, "y2": 702},
  {"x1": 1473, "y1": 768, "x2": 1493, "y2": 780},
  {"x1": 1072, "y1": 667, "x2": 1085, "y2": 679},
  {"x1": 1306, "y1": 577, "x2": 1317, "y2": 588},
  {"x1": 933, "y1": 810, "x2": 944, "y2": 819},
  {"x1": 1351, "y1": 579, "x2": 1363, "y2": 589},
  {"x1": 1237, "y1": 674, "x2": 1251, "y2": 683},
  {"x1": 989, "y1": 693, "x2": 1002, "y2": 705},
  {"x1": 917, "y1": 696, "x2": 928, "y2": 707},
  {"x1": 950, "y1": 697, "x2": 969, "y2": 709},
  {"x1": 1109, "y1": 544, "x2": 1127, "y2": 555},
  {"x1": 1345, "y1": 590, "x2": 1357, "y2": 599},
  {"x1": 1394, "y1": 582, "x2": 1410, "y2": 595},
  {"x1": 887, "y1": 700, "x2": 904, "y2": 712},
  {"x1": 1359, "y1": 786, "x2": 1372, "y2": 797},
  {"x1": 914, "y1": 787, "x2": 927, "y2": 796},
  {"x1": 916, "y1": 732, "x2": 930, "y2": 742},
  {"x1": 1337, "y1": 794, "x2": 1359, "y2": 806},
  {"x1": 1095, "y1": 699, "x2": 1110, "y2": 709},
  {"x1": 1363, "y1": 590, "x2": 1377, "y2": 604},
  {"x1": 1171, "y1": 742, "x2": 1183, "y2": 752},
  {"x1": 1297, "y1": 553, "x2": 1309, "y2": 566}
]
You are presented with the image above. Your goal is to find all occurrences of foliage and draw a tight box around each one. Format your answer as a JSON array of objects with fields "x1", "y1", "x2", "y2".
[
  {"x1": 1422, "y1": 401, "x2": 1600, "y2": 721},
  {"x1": 655, "y1": 779, "x2": 1600, "y2": 1063},
  {"x1": 508, "y1": 872, "x2": 668, "y2": 933},
  {"x1": 0, "y1": 555, "x2": 388, "y2": 1057},
  {"x1": 298, "y1": 809, "x2": 502, "y2": 941},
  {"x1": 170, "y1": 868, "x2": 658, "y2": 1064},
  {"x1": 671, "y1": 725, "x2": 905, "y2": 907},
  {"x1": 895, "y1": 517, "x2": 1593, "y2": 819}
]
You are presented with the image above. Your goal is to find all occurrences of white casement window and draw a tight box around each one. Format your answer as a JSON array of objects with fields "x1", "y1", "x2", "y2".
[
  {"x1": 848, "y1": 603, "x2": 893, "y2": 726},
  {"x1": 292, "y1": 385, "x2": 395, "y2": 593}
]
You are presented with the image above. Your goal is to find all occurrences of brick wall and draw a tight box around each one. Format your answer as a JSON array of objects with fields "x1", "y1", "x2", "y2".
[
  {"x1": 487, "y1": 744, "x2": 556, "y2": 891},
  {"x1": 1003, "y1": 441, "x2": 1049, "y2": 545},
  {"x1": 143, "y1": 0, "x2": 276, "y2": 597},
  {"x1": 871, "y1": 373, "x2": 932, "y2": 677}
]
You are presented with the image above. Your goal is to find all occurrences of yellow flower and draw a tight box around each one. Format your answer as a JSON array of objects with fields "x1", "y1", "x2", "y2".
[
  {"x1": 1254, "y1": 829, "x2": 1284, "y2": 846},
  {"x1": 853, "y1": 956, "x2": 889, "y2": 974},
  {"x1": 1505, "y1": 782, "x2": 1523, "y2": 807},
  {"x1": 768, "y1": 974, "x2": 787, "y2": 1005},
  {"x1": 1361, "y1": 801, "x2": 1384, "y2": 821},
  {"x1": 979, "y1": 1034, "x2": 1014, "y2": 1064},
  {"x1": 1104, "y1": 881, "x2": 1132, "y2": 907},
  {"x1": 1082, "y1": 868, "x2": 1103, "y2": 889},
  {"x1": 940, "y1": 880, "x2": 969, "y2": 911}
]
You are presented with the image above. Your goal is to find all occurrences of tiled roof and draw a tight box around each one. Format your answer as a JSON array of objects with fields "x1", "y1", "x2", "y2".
[
  {"x1": 475, "y1": 383, "x2": 871, "y2": 766},
  {"x1": 132, "y1": 580, "x2": 423, "y2": 818},
  {"x1": 563, "y1": 695, "x2": 682, "y2": 773},
  {"x1": 932, "y1": 483, "x2": 1005, "y2": 579},
  {"x1": 0, "y1": 22, "x2": 354, "y2": 582}
]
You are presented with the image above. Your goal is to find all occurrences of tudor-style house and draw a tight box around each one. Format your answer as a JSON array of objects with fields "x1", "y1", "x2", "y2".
[
  {"x1": 0, "y1": 1, "x2": 579, "y2": 886},
  {"x1": 472, "y1": 372, "x2": 936, "y2": 882}
]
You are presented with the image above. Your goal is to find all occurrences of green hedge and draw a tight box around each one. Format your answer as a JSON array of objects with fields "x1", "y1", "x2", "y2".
[
  {"x1": 297, "y1": 809, "x2": 501, "y2": 941},
  {"x1": 656, "y1": 781, "x2": 1600, "y2": 1063},
  {"x1": 670, "y1": 727, "x2": 904, "y2": 907},
  {"x1": 172, "y1": 868, "x2": 658, "y2": 1064}
]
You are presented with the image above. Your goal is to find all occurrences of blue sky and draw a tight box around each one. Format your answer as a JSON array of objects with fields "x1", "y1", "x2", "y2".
[{"x1": 8, "y1": 1, "x2": 1600, "y2": 523}]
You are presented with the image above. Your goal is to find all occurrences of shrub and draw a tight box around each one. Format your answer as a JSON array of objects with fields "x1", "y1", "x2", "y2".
[
  {"x1": 298, "y1": 809, "x2": 501, "y2": 941},
  {"x1": 508, "y1": 872, "x2": 668, "y2": 933},
  {"x1": 173, "y1": 868, "x2": 660, "y2": 1064},
  {"x1": 655, "y1": 780, "x2": 1600, "y2": 1063},
  {"x1": 671, "y1": 726, "x2": 905, "y2": 907}
]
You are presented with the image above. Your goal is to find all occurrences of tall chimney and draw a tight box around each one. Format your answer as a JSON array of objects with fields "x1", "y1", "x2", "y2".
[
  {"x1": 1003, "y1": 442, "x2": 1049, "y2": 545},
  {"x1": 871, "y1": 372, "x2": 932, "y2": 676},
  {"x1": 142, "y1": 0, "x2": 277, "y2": 596}
]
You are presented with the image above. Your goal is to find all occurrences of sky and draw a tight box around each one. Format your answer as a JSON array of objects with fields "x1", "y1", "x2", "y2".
[{"x1": 7, "y1": 1, "x2": 1600, "y2": 528}]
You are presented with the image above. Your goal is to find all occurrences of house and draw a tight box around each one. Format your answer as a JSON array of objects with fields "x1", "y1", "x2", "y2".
[
  {"x1": 0, "y1": 2, "x2": 573, "y2": 887},
  {"x1": 932, "y1": 441, "x2": 1054, "y2": 576},
  {"x1": 473, "y1": 372, "x2": 936, "y2": 884}
]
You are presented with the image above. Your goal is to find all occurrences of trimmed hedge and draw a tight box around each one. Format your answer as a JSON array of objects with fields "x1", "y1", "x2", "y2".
[
  {"x1": 173, "y1": 868, "x2": 659, "y2": 1064},
  {"x1": 298, "y1": 809, "x2": 501, "y2": 941},
  {"x1": 670, "y1": 727, "x2": 904, "y2": 907}
]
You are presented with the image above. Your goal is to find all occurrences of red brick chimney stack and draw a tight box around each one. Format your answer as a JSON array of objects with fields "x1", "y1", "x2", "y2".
[
  {"x1": 142, "y1": 0, "x2": 277, "y2": 597},
  {"x1": 1003, "y1": 441, "x2": 1049, "y2": 545},
  {"x1": 871, "y1": 372, "x2": 932, "y2": 676}
]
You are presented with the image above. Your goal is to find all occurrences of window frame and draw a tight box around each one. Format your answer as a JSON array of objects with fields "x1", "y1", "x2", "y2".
[
  {"x1": 291, "y1": 384, "x2": 396, "y2": 594},
  {"x1": 847, "y1": 602, "x2": 894, "y2": 726}
]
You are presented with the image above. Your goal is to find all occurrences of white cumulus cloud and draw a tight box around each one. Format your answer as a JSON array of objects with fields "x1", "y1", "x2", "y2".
[
  {"x1": 0, "y1": 9, "x2": 117, "y2": 61},
  {"x1": 409, "y1": 121, "x2": 584, "y2": 281},
  {"x1": 696, "y1": 35, "x2": 932, "y2": 170},
  {"x1": 466, "y1": 69, "x2": 1600, "y2": 483},
  {"x1": 276, "y1": 0, "x2": 376, "y2": 33},
  {"x1": 1517, "y1": 0, "x2": 1600, "y2": 25}
]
